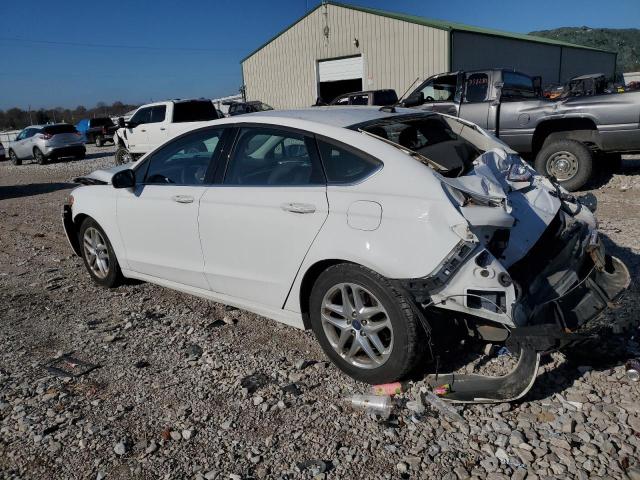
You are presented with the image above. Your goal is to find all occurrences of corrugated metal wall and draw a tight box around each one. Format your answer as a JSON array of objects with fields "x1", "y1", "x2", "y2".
[
  {"x1": 560, "y1": 48, "x2": 616, "y2": 82},
  {"x1": 452, "y1": 31, "x2": 617, "y2": 84},
  {"x1": 241, "y1": 4, "x2": 449, "y2": 109},
  {"x1": 451, "y1": 31, "x2": 563, "y2": 85}
]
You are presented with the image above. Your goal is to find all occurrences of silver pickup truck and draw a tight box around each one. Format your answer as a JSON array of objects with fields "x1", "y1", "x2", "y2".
[{"x1": 403, "y1": 69, "x2": 640, "y2": 191}]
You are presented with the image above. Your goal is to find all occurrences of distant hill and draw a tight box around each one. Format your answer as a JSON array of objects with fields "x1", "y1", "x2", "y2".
[{"x1": 530, "y1": 27, "x2": 640, "y2": 76}]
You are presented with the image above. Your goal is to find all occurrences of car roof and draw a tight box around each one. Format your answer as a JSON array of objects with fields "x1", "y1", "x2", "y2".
[{"x1": 244, "y1": 106, "x2": 430, "y2": 128}]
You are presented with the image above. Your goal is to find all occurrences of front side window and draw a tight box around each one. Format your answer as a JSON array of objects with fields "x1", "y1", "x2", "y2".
[
  {"x1": 25, "y1": 128, "x2": 39, "y2": 138},
  {"x1": 129, "y1": 107, "x2": 152, "y2": 125},
  {"x1": 418, "y1": 75, "x2": 457, "y2": 102},
  {"x1": 140, "y1": 128, "x2": 224, "y2": 185},
  {"x1": 317, "y1": 139, "x2": 381, "y2": 184},
  {"x1": 224, "y1": 127, "x2": 324, "y2": 186},
  {"x1": 464, "y1": 73, "x2": 489, "y2": 102}
]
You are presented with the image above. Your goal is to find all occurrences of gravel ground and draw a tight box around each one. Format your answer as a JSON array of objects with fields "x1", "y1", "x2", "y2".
[{"x1": 1, "y1": 146, "x2": 639, "y2": 480}]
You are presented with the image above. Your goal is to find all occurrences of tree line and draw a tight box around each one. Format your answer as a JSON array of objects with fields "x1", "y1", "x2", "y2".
[{"x1": 0, "y1": 101, "x2": 140, "y2": 131}]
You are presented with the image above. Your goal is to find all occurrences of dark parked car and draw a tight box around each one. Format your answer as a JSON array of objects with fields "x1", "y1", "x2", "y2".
[
  {"x1": 226, "y1": 101, "x2": 273, "y2": 116},
  {"x1": 329, "y1": 89, "x2": 398, "y2": 106},
  {"x1": 75, "y1": 117, "x2": 118, "y2": 147}
]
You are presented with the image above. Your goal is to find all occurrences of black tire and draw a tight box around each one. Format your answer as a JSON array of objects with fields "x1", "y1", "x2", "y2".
[
  {"x1": 9, "y1": 150, "x2": 21, "y2": 166},
  {"x1": 115, "y1": 147, "x2": 131, "y2": 165},
  {"x1": 34, "y1": 147, "x2": 46, "y2": 165},
  {"x1": 95, "y1": 135, "x2": 103, "y2": 147},
  {"x1": 309, "y1": 263, "x2": 422, "y2": 383},
  {"x1": 534, "y1": 139, "x2": 593, "y2": 192},
  {"x1": 78, "y1": 217, "x2": 123, "y2": 288}
]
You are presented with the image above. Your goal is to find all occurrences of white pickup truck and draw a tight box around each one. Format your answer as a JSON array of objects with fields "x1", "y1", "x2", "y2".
[{"x1": 113, "y1": 99, "x2": 222, "y2": 164}]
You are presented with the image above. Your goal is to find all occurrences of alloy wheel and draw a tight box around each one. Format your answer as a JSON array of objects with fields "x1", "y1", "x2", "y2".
[
  {"x1": 83, "y1": 227, "x2": 110, "y2": 279},
  {"x1": 320, "y1": 283, "x2": 393, "y2": 369},
  {"x1": 546, "y1": 150, "x2": 579, "y2": 181}
]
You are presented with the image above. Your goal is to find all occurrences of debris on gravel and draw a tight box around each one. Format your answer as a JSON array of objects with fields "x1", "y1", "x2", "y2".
[{"x1": 0, "y1": 150, "x2": 639, "y2": 478}]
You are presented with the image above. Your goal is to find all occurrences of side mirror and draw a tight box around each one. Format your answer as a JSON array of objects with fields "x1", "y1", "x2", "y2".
[
  {"x1": 403, "y1": 91, "x2": 424, "y2": 108},
  {"x1": 117, "y1": 117, "x2": 125, "y2": 128},
  {"x1": 112, "y1": 169, "x2": 136, "y2": 189}
]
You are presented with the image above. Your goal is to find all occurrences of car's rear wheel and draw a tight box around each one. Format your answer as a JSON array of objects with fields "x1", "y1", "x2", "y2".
[
  {"x1": 34, "y1": 147, "x2": 46, "y2": 165},
  {"x1": 9, "y1": 150, "x2": 21, "y2": 165},
  {"x1": 534, "y1": 139, "x2": 593, "y2": 192},
  {"x1": 309, "y1": 264, "x2": 422, "y2": 384},
  {"x1": 95, "y1": 135, "x2": 103, "y2": 147},
  {"x1": 78, "y1": 218, "x2": 123, "y2": 288},
  {"x1": 115, "y1": 147, "x2": 132, "y2": 165}
]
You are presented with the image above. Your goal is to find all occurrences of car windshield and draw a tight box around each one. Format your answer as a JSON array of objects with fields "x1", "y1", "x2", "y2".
[
  {"x1": 43, "y1": 124, "x2": 77, "y2": 135},
  {"x1": 356, "y1": 115, "x2": 482, "y2": 177}
]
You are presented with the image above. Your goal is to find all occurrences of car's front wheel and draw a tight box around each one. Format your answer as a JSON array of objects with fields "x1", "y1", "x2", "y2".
[
  {"x1": 9, "y1": 150, "x2": 21, "y2": 165},
  {"x1": 78, "y1": 217, "x2": 123, "y2": 288},
  {"x1": 309, "y1": 264, "x2": 422, "y2": 384},
  {"x1": 115, "y1": 147, "x2": 132, "y2": 165}
]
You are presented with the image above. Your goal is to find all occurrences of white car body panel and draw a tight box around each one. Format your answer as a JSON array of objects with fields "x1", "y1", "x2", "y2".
[
  {"x1": 199, "y1": 185, "x2": 329, "y2": 308},
  {"x1": 116, "y1": 185, "x2": 210, "y2": 289},
  {"x1": 70, "y1": 107, "x2": 597, "y2": 332}
]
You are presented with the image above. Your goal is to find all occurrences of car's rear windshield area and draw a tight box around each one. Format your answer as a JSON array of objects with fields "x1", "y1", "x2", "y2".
[
  {"x1": 173, "y1": 101, "x2": 219, "y2": 123},
  {"x1": 357, "y1": 115, "x2": 481, "y2": 177},
  {"x1": 43, "y1": 124, "x2": 77, "y2": 135}
]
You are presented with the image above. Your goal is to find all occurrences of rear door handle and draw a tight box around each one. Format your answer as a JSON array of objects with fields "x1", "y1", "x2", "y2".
[
  {"x1": 141, "y1": 129, "x2": 146, "y2": 132},
  {"x1": 281, "y1": 202, "x2": 316, "y2": 214},
  {"x1": 172, "y1": 195, "x2": 194, "y2": 204},
  {"x1": 160, "y1": 127, "x2": 166, "y2": 131}
]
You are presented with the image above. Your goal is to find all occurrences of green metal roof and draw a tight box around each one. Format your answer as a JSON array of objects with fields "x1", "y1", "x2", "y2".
[{"x1": 241, "y1": 1, "x2": 614, "y2": 63}]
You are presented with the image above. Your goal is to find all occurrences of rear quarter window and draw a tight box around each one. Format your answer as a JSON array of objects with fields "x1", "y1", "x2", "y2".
[
  {"x1": 317, "y1": 139, "x2": 382, "y2": 184},
  {"x1": 173, "y1": 101, "x2": 218, "y2": 122}
]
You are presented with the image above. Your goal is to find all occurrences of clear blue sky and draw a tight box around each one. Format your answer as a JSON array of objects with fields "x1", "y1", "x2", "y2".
[{"x1": 1, "y1": 0, "x2": 638, "y2": 110}]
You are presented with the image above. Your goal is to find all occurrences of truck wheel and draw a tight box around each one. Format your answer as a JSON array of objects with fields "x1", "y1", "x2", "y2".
[
  {"x1": 9, "y1": 150, "x2": 21, "y2": 166},
  {"x1": 535, "y1": 139, "x2": 593, "y2": 192},
  {"x1": 309, "y1": 263, "x2": 423, "y2": 384},
  {"x1": 34, "y1": 147, "x2": 46, "y2": 165},
  {"x1": 115, "y1": 147, "x2": 132, "y2": 165},
  {"x1": 95, "y1": 135, "x2": 103, "y2": 147}
]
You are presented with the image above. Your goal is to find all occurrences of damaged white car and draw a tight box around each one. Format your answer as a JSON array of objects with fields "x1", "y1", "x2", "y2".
[{"x1": 63, "y1": 107, "x2": 630, "y2": 402}]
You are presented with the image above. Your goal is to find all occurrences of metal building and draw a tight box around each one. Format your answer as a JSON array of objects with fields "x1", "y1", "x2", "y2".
[{"x1": 241, "y1": 2, "x2": 616, "y2": 109}]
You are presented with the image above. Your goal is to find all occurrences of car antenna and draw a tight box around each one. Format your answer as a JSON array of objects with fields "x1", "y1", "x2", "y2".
[{"x1": 379, "y1": 77, "x2": 420, "y2": 113}]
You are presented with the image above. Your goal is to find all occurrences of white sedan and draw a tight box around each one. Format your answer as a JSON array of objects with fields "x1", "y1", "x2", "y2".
[{"x1": 63, "y1": 107, "x2": 629, "y2": 388}]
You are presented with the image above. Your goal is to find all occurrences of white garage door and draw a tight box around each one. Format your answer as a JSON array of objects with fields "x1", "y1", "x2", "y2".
[{"x1": 318, "y1": 56, "x2": 363, "y2": 82}]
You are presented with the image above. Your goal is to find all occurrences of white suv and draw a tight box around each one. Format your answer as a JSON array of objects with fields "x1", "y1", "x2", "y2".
[{"x1": 63, "y1": 107, "x2": 629, "y2": 395}]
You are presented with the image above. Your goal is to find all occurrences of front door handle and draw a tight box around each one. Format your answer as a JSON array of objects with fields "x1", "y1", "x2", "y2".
[
  {"x1": 172, "y1": 195, "x2": 194, "y2": 204},
  {"x1": 140, "y1": 129, "x2": 146, "y2": 132},
  {"x1": 281, "y1": 202, "x2": 316, "y2": 214},
  {"x1": 160, "y1": 127, "x2": 166, "y2": 131}
]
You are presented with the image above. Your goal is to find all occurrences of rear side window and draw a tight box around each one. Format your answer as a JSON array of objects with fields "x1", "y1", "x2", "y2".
[
  {"x1": 224, "y1": 127, "x2": 324, "y2": 186},
  {"x1": 350, "y1": 94, "x2": 369, "y2": 105},
  {"x1": 317, "y1": 139, "x2": 382, "y2": 184},
  {"x1": 150, "y1": 106, "x2": 166, "y2": 123},
  {"x1": 372, "y1": 90, "x2": 398, "y2": 105},
  {"x1": 173, "y1": 101, "x2": 218, "y2": 123},
  {"x1": 43, "y1": 124, "x2": 77, "y2": 135}
]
